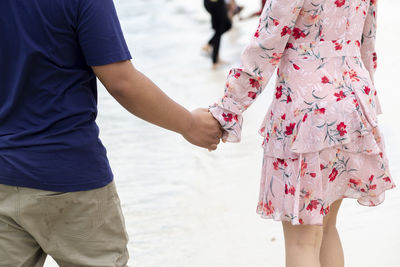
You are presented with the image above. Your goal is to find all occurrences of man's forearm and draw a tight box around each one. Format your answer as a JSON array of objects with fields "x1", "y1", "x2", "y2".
[{"x1": 94, "y1": 61, "x2": 192, "y2": 136}]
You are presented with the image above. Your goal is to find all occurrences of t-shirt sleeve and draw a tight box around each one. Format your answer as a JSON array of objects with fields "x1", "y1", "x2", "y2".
[{"x1": 76, "y1": 0, "x2": 132, "y2": 66}]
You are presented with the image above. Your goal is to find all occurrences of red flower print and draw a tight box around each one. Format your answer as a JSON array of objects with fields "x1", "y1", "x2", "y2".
[
  {"x1": 321, "y1": 76, "x2": 330, "y2": 84},
  {"x1": 302, "y1": 113, "x2": 308, "y2": 122},
  {"x1": 269, "y1": 52, "x2": 282, "y2": 65},
  {"x1": 372, "y1": 52, "x2": 377, "y2": 62},
  {"x1": 306, "y1": 200, "x2": 319, "y2": 211},
  {"x1": 372, "y1": 52, "x2": 377, "y2": 69},
  {"x1": 249, "y1": 78, "x2": 260, "y2": 88},
  {"x1": 383, "y1": 177, "x2": 391, "y2": 183},
  {"x1": 263, "y1": 201, "x2": 275, "y2": 216},
  {"x1": 320, "y1": 205, "x2": 330, "y2": 215},
  {"x1": 299, "y1": 218, "x2": 304, "y2": 224},
  {"x1": 274, "y1": 158, "x2": 288, "y2": 171},
  {"x1": 281, "y1": 26, "x2": 292, "y2": 37},
  {"x1": 222, "y1": 113, "x2": 233, "y2": 122},
  {"x1": 320, "y1": 164, "x2": 325, "y2": 170},
  {"x1": 248, "y1": 91, "x2": 257, "y2": 99},
  {"x1": 364, "y1": 86, "x2": 371, "y2": 95},
  {"x1": 337, "y1": 122, "x2": 347, "y2": 136},
  {"x1": 369, "y1": 184, "x2": 377, "y2": 190},
  {"x1": 285, "y1": 43, "x2": 294, "y2": 49},
  {"x1": 234, "y1": 114, "x2": 238, "y2": 122},
  {"x1": 233, "y1": 73, "x2": 241, "y2": 79},
  {"x1": 292, "y1": 27, "x2": 306, "y2": 39},
  {"x1": 325, "y1": 205, "x2": 330, "y2": 214},
  {"x1": 300, "y1": 159, "x2": 307, "y2": 177},
  {"x1": 335, "y1": 0, "x2": 345, "y2": 8},
  {"x1": 349, "y1": 178, "x2": 362, "y2": 186},
  {"x1": 329, "y1": 168, "x2": 338, "y2": 182},
  {"x1": 310, "y1": 173, "x2": 316, "y2": 178},
  {"x1": 273, "y1": 19, "x2": 280, "y2": 26},
  {"x1": 293, "y1": 63, "x2": 300, "y2": 70},
  {"x1": 277, "y1": 158, "x2": 288, "y2": 167},
  {"x1": 334, "y1": 42, "x2": 343, "y2": 50},
  {"x1": 314, "y1": 108, "x2": 326, "y2": 115},
  {"x1": 273, "y1": 161, "x2": 279, "y2": 170},
  {"x1": 275, "y1": 86, "x2": 283, "y2": 99},
  {"x1": 369, "y1": 175, "x2": 374, "y2": 182},
  {"x1": 281, "y1": 113, "x2": 286, "y2": 120},
  {"x1": 348, "y1": 69, "x2": 360, "y2": 82},
  {"x1": 285, "y1": 123, "x2": 296, "y2": 136},
  {"x1": 334, "y1": 91, "x2": 346, "y2": 101},
  {"x1": 285, "y1": 184, "x2": 296, "y2": 196},
  {"x1": 286, "y1": 95, "x2": 292, "y2": 103},
  {"x1": 355, "y1": 40, "x2": 361, "y2": 47},
  {"x1": 254, "y1": 29, "x2": 260, "y2": 38},
  {"x1": 353, "y1": 98, "x2": 359, "y2": 108}
]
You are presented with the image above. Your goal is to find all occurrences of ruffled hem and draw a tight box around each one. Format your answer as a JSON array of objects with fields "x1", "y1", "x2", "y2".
[
  {"x1": 256, "y1": 145, "x2": 395, "y2": 225},
  {"x1": 259, "y1": 95, "x2": 381, "y2": 159},
  {"x1": 256, "y1": 182, "x2": 395, "y2": 226}
]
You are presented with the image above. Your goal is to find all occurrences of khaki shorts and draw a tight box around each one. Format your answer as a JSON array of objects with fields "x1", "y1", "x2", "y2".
[{"x1": 0, "y1": 181, "x2": 129, "y2": 267}]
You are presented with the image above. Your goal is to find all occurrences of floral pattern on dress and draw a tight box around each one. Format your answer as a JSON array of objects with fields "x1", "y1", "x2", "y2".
[{"x1": 209, "y1": 0, "x2": 395, "y2": 225}]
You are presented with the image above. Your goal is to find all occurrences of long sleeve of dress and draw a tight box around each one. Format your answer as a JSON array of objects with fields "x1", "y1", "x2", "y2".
[
  {"x1": 360, "y1": 0, "x2": 378, "y2": 83},
  {"x1": 209, "y1": 0, "x2": 304, "y2": 142}
]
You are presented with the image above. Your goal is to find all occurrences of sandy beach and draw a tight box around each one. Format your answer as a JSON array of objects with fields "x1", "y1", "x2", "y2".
[{"x1": 44, "y1": 0, "x2": 400, "y2": 266}]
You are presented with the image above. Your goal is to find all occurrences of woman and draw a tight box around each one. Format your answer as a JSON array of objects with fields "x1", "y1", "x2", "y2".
[
  {"x1": 210, "y1": 0, "x2": 395, "y2": 266},
  {"x1": 203, "y1": 0, "x2": 232, "y2": 69}
]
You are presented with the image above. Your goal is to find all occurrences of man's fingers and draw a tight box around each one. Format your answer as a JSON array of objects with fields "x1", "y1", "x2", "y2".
[{"x1": 208, "y1": 144, "x2": 218, "y2": 151}]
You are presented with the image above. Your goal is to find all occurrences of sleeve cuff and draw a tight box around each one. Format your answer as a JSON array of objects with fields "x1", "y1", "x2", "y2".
[{"x1": 209, "y1": 103, "x2": 243, "y2": 143}]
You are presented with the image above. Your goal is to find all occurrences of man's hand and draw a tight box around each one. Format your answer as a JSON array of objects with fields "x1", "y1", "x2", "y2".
[
  {"x1": 182, "y1": 108, "x2": 222, "y2": 151},
  {"x1": 93, "y1": 61, "x2": 223, "y2": 151}
]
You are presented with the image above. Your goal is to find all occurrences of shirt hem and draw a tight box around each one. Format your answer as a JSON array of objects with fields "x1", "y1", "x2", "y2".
[{"x1": 0, "y1": 175, "x2": 114, "y2": 193}]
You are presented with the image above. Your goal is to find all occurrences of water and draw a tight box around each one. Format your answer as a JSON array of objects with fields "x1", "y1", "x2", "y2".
[{"x1": 45, "y1": 0, "x2": 400, "y2": 266}]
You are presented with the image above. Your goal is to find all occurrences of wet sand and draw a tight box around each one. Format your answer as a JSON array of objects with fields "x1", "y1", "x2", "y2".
[{"x1": 45, "y1": 0, "x2": 399, "y2": 266}]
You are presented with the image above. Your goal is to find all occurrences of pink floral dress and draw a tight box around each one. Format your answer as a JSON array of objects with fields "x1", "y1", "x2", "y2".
[{"x1": 210, "y1": 0, "x2": 395, "y2": 225}]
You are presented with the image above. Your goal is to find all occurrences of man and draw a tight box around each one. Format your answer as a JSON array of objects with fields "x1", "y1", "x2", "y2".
[{"x1": 0, "y1": 0, "x2": 222, "y2": 266}]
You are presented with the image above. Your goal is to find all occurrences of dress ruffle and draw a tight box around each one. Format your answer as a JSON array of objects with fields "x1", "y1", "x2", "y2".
[
  {"x1": 259, "y1": 95, "x2": 380, "y2": 158},
  {"x1": 256, "y1": 95, "x2": 395, "y2": 225}
]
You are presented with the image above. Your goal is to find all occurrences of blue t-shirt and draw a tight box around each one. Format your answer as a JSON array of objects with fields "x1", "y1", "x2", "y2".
[{"x1": 0, "y1": 0, "x2": 131, "y2": 192}]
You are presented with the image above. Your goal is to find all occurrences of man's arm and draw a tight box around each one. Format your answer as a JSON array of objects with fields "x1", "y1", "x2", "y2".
[{"x1": 92, "y1": 60, "x2": 222, "y2": 150}]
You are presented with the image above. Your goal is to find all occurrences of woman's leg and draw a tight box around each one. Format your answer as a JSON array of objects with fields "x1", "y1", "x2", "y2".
[
  {"x1": 282, "y1": 221, "x2": 323, "y2": 267},
  {"x1": 320, "y1": 199, "x2": 344, "y2": 267}
]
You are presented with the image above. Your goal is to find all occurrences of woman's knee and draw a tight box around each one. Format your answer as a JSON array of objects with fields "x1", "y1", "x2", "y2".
[{"x1": 282, "y1": 222, "x2": 323, "y2": 249}]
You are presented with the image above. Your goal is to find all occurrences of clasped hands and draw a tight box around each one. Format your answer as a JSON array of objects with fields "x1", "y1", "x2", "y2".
[{"x1": 182, "y1": 108, "x2": 225, "y2": 151}]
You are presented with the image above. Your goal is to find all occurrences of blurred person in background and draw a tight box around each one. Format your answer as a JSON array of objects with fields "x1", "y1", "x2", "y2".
[
  {"x1": 203, "y1": 0, "x2": 232, "y2": 69},
  {"x1": 0, "y1": 0, "x2": 222, "y2": 266},
  {"x1": 209, "y1": 0, "x2": 395, "y2": 266}
]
